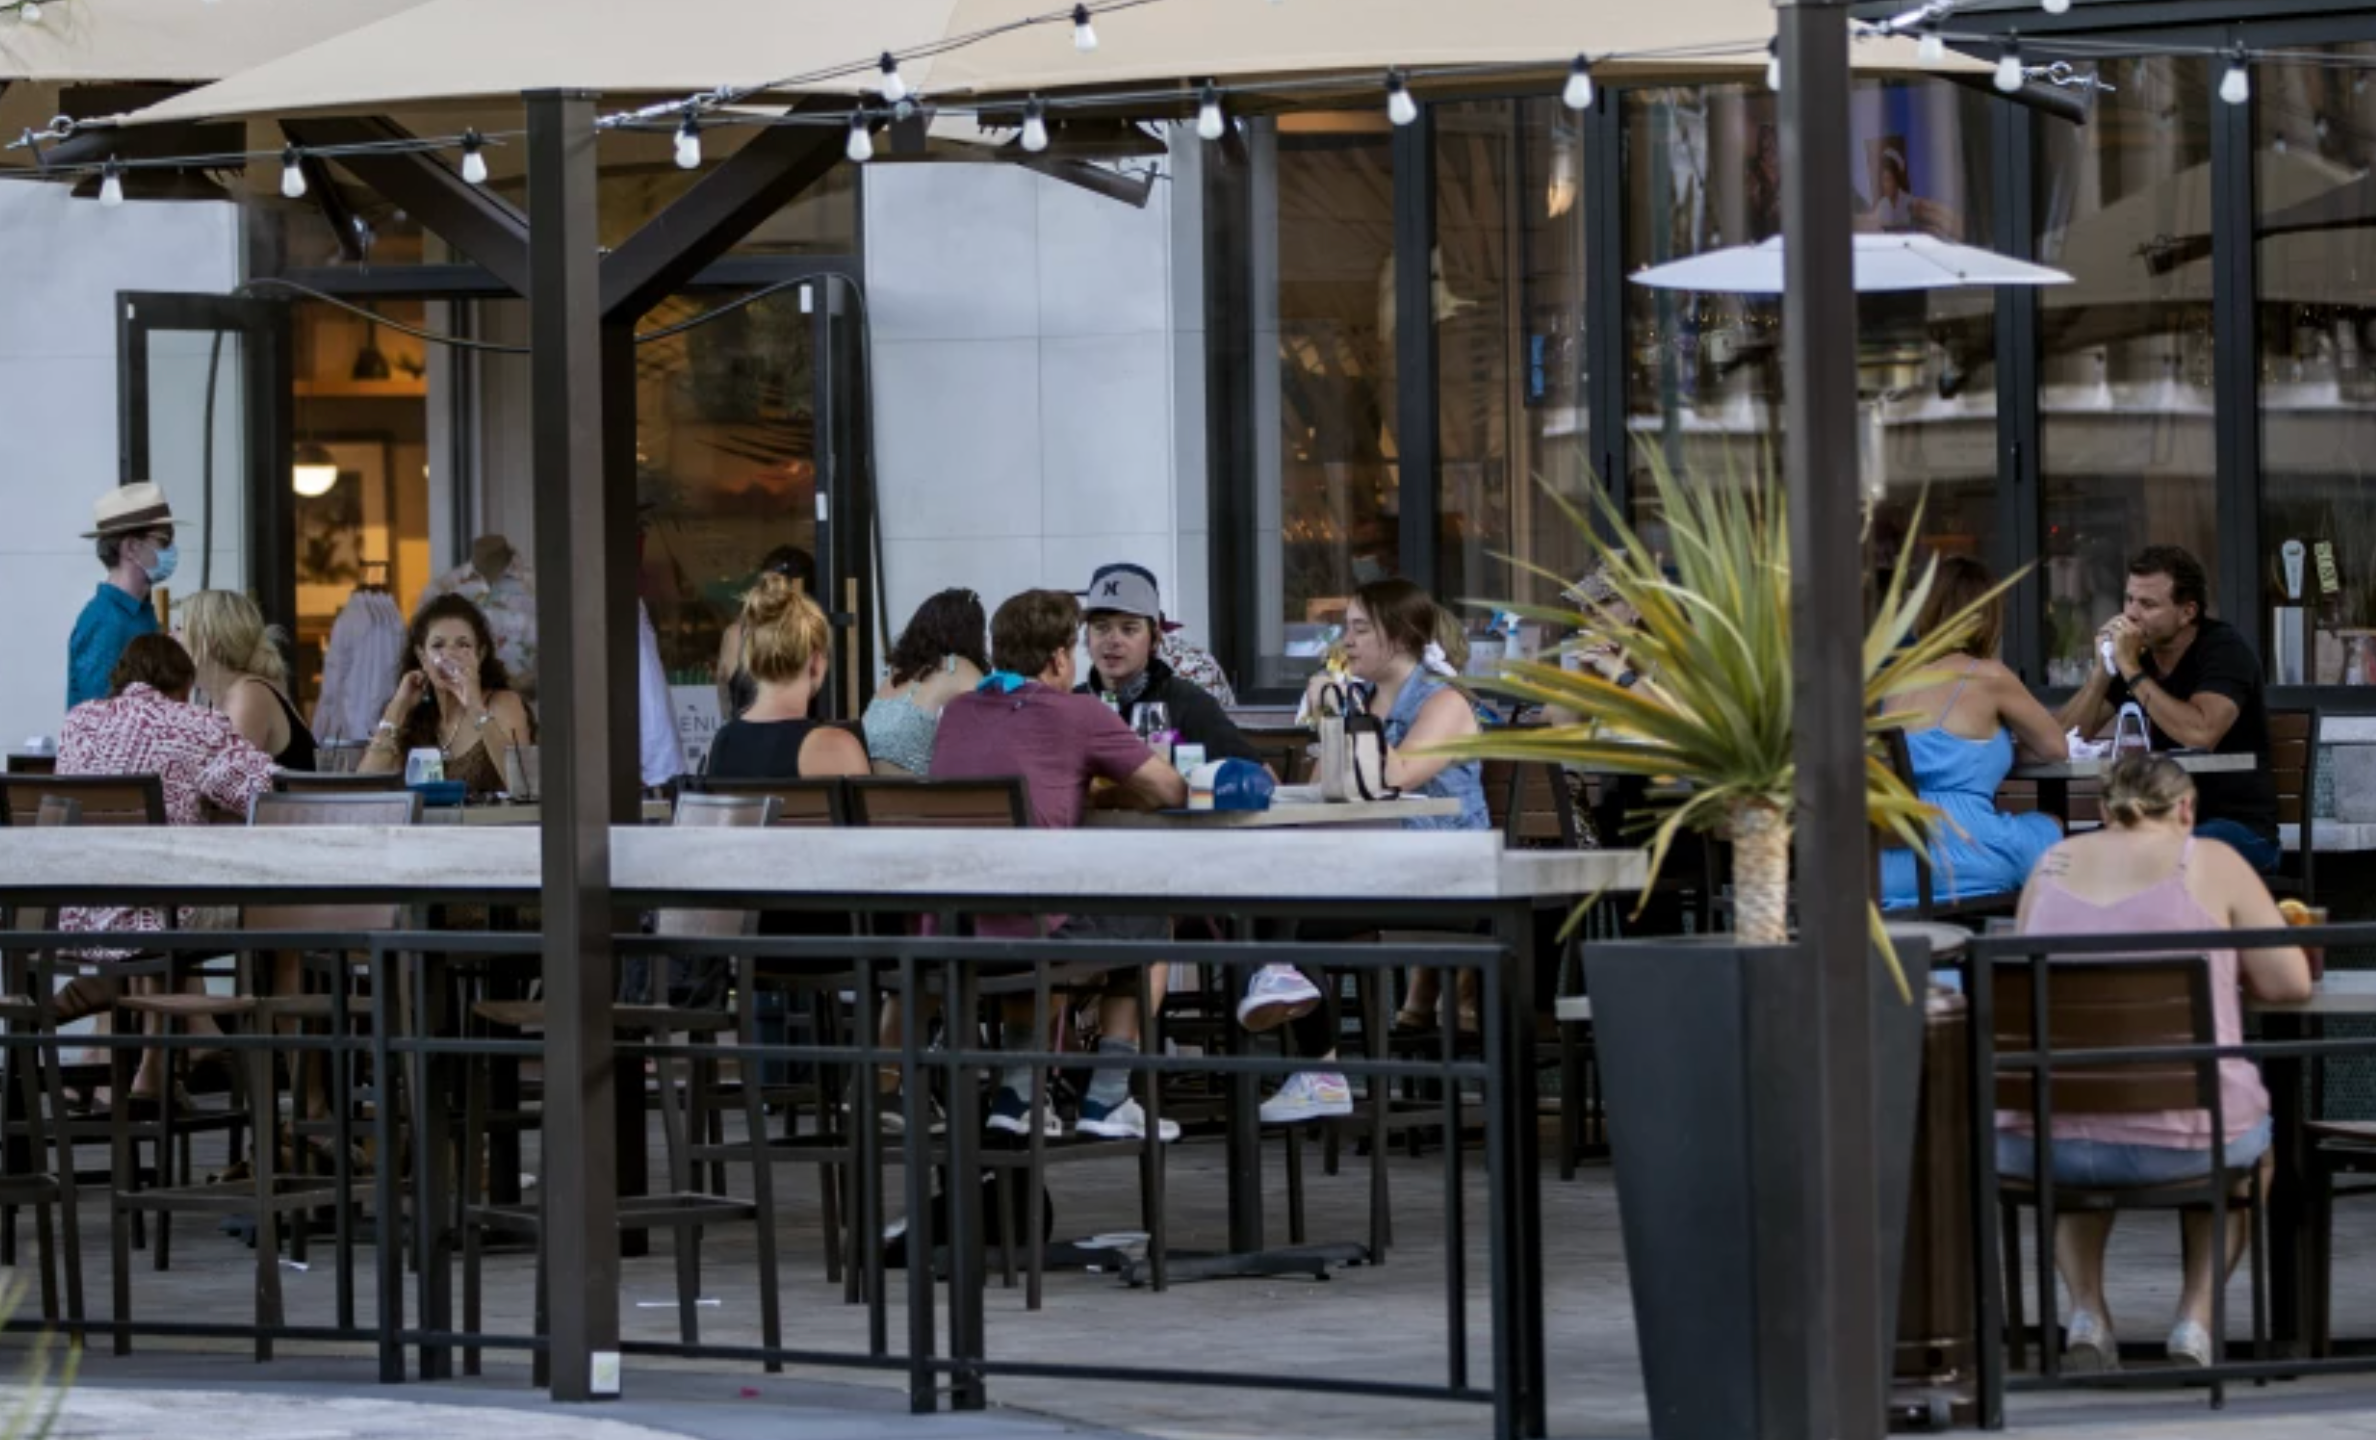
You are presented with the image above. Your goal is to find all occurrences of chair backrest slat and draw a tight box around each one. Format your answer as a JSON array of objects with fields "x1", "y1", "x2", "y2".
[
  {"x1": 847, "y1": 777, "x2": 1030, "y2": 829},
  {"x1": 272, "y1": 770, "x2": 411, "y2": 794},
  {"x1": 1991, "y1": 956, "x2": 2215, "y2": 1118},
  {"x1": 0, "y1": 774, "x2": 166, "y2": 828}
]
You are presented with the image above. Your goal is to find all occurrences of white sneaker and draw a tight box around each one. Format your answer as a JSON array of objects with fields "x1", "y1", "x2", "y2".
[
  {"x1": 1075, "y1": 1097, "x2": 1181, "y2": 1143},
  {"x1": 1260, "y1": 1071, "x2": 1353, "y2": 1124},
  {"x1": 986, "y1": 1088, "x2": 1062, "y2": 1139},
  {"x1": 1237, "y1": 965, "x2": 1322, "y2": 1032},
  {"x1": 2166, "y1": 1318, "x2": 2211, "y2": 1368},
  {"x1": 2064, "y1": 1309, "x2": 2117, "y2": 1373}
]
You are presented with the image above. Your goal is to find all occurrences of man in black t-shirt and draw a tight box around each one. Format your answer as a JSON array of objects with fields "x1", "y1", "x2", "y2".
[{"x1": 2055, "y1": 545, "x2": 2280, "y2": 870}]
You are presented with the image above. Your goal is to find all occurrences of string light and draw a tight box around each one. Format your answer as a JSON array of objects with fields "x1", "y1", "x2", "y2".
[
  {"x1": 1765, "y1": 40, "x2": 1781, "y2": 93},
  {"x1": 674, "y1": 113, "x2": 703, "y2": 170},
  {"x1": 2220, "y1": 45, "x2": 2250, "y2": 105},
  {"x1": 1386, "y1": 69, "x2": 1418, "y2": 126},
  {"x1": 1994, "y1": 39, "x2": 2024, "y2": 92},
  {"x1": 459, "y1": 130, "x2": 488, "y2": 186},
  {"x1": 878, "y1": 52, "x2": 909, "y2": 103},
  {"x1": 98, "y1": 159, "x2": 122, "y2": 207},
  {"x1": 279, "y1": 145, "x2": 307, "y2": 200},
  {"x1": 1072, "y1": 3, "x2": 1097, "y2": 52},
  {"x1": 1021, "y1": 96, "x2": 1050, "y2": 152},
  {"x1": 1917, "y1": 23, "x2": 1946, "y2": 64},
  {"x1": 1562, "y1": 55, "x2": 1594, "y2": 112},
  {"x1": 1196, "y1": 82, "x2": 1226, "y2": 141},
  {"x1": 17, "y1": 1, "x2": 39, "y2": 21},
  {"x1": 2041, "y1": 0, "x2": 2069, "y2": 13},
  {"x1": 845, "y1": 112, "x2": 874, "y2": 164}
]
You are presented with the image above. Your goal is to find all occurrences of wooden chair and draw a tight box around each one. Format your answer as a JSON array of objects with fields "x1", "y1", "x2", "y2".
[
  {"x1": 1482, "y1": 759, "x2": 1582, "y2": 849},
  {"x1": 4, "y1": 755, "x2": 57, "y2": 776},
  {"x1": 0, "y1": 774, "x2": 165, "y2": 828},
  {"x1": 1991, "y1": 955, "x2": 2266, "y2": 1405},
  {"x1": 460, "y1": 791, "x2": 774, "y2": 1382},
  {"x1": 2265, "y1": 707, "x2": 2318, "y2": 903},
  {"x1": 1239, "y1": 727, "x2": 1314, "y2": 786}
]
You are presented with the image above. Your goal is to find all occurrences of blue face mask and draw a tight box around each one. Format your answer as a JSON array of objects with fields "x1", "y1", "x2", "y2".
[{"x1": 141, "y1": 543, "x2": 180, "y2": 586}]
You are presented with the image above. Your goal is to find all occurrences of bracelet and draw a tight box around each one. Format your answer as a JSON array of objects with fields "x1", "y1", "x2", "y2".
[{"x1": 373, "y1": 719, "x2": 398, "y2": 736}]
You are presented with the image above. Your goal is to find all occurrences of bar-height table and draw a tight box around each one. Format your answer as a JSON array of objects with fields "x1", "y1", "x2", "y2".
[
  {"x1": 2007, "y1": 752, "x2": 2256, "y2": 825},
  {"x1": 2251, "y1": 971, "x2": 2376, "y2": 1357},
  {"x1": 0, "y1": 825, "x2": 1642, "y2": 1439}
]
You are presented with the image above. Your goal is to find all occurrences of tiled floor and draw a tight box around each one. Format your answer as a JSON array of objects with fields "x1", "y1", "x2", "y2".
[{"x1": 14, "y1": 1099, "x2": 2376, "y2": 1439}]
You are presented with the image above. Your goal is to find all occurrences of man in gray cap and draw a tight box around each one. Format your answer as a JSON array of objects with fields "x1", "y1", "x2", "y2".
[
  {"x1": 68, "y1": 482, "x2": 179, "y2": 710},
  {"x1": 1075, "y1": 562, "x2": 1261, "y2": 770}
]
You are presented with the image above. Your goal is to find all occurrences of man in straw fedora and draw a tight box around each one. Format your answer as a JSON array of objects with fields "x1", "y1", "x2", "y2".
[{"x1": 68, "y1": 482, "x2": 180, "y2": 711}]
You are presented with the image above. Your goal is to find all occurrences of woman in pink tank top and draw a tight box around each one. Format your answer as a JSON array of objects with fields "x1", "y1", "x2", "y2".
[{"x1": 2005, "y1": 754, "x2": 2311, "y2": 1372}]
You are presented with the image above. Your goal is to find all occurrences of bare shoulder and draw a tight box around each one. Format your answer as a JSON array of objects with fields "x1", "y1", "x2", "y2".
[
  {"x1": 805, "y1": 725, "x2": 873, "y2": 777},
  {"x1": 2034, "y1": 834, "x2": 2085, "y2": 879},
  {"x1": 1416, "y1": 684, "x2": 1479, "y2": 731},
  {"x1": 491, "y1": 690, "x2": 535, "y2": 728}
]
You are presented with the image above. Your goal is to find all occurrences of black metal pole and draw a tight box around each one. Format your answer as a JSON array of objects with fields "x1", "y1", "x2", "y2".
[
  {"x1": 524, "y1": 88, "x2": 622, "y2": 1404},
  {"x1": 1777, "y1": 5, "x2": 1887, "y2": 1438}
]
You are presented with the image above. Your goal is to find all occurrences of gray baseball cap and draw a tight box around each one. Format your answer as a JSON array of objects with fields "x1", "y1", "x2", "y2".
[{"x1": 1078, "y1": 562, "x2": 1181, "y2": 632}]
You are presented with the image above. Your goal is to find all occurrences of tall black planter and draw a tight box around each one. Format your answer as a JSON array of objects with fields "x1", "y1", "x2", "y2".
[{"x1": 1588, "y1": 936, "x2": 1931, "y2": 1440}]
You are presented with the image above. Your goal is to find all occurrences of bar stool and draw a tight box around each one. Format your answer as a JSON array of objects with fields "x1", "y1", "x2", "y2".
[{"x1": 458, "y1": 792, "x2": 779, "y2": 1383}]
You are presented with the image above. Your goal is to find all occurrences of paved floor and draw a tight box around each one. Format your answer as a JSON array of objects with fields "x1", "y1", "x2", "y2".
[{"x1": 14, "y1": 1104, "x2": 2376, "y2": 1439}]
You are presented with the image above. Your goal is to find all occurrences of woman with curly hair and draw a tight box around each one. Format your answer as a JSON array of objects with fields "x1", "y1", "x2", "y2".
[
  {"x1": 358, "y1": 594, "x2": 536, "y2": 796},
  {"x1": 861, "y1": 587, "x2": 988, "y2": 776}
]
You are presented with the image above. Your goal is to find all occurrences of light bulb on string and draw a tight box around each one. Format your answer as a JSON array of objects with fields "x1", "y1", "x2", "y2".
[
  {"x1": 18, "y1": 2, "x2": 40, "y2": 22},
  {"x1": 674, "y1": 114, "x2": 703, "y2": 170},
  {"x1": 1765, "y1": 41, "x2": 1781, "y2": 93},
  {"x1": 879, "y1": 52, "x2": 908, "y2": 103},
  {"x1": 1562, "y1": 55, "x2": 1594, "y2": 112},
  {"x1": 460, "y1": 131, "x2": 488, "y2": 186},
  {"x1": 2041, "y1": 0, "x2": 2069, "y2": 14},
  {"x1": 1387, "y1": 69, "x2": 1418, "y2": 126},
  {"x1": 1072, "y1": 4, "x2": 1097, "y2": 52},
  {"x1": 1917, "y1": 24, "x2": 1945, "y2": 64},
  {"x1": 1196, "y1": 83, "x2": 1226, "y2": 142},
  {"x1": 99, "y1": 160, "x2": 123, "y2": 208},
  {"x1": 2220, "y1": 46, "x2": 2250, "y2": 105},
  {"x1": 280, "y1": 146, "x2": 308, "y2": 200},
  {"x1": 1994, "y1": 39, "x2": 2024, "y2": 93},
  {"x1": 845, "y1": 112, "x2": 874, "y2": 164},
  {"x1": 1021, "y1": 97, "x2": 1049, "y2": 153}
]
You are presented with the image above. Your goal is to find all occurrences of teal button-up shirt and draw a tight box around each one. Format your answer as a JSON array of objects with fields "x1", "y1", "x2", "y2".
[{"x1": 66, "y1": 583, "x2": 157, "y2": 711}]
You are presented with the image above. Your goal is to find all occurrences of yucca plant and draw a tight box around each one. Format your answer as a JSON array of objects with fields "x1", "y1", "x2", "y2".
[{"x1": 1434, "y1": 454, "x2": 2016, "y2": 989}]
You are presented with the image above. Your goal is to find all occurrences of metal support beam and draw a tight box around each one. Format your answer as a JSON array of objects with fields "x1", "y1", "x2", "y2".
[
  {"x1": 282, "y1": 116, "x2": 532, "y2": 297},
  {"x1": 1778, "y1": 5, "x2": 1887, "y2": 1440},
  {"x1": 2209, "y1": 79, "x2": 2261, "y2": 648},
  {"x1": 1392, "y1": 109, "x2": 1440, "y2": 590},
  {"x1": 600, "y1": 102, "x2": 845, "y2": 322},
  {"x1": 523, "y1": 89, "x2": 620, "y2": 1404}
]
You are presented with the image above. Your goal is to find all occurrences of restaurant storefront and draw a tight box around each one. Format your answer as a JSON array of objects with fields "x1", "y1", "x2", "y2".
[{"x1": 1202, "y1": 2, "x2": 2376, "y2": 710}]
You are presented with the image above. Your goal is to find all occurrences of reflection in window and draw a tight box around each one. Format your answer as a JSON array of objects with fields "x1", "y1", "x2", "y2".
[
  {"x1": 2035, "y1": 58, "x2": 2217, "y2": 685},
  {"x1": 1433, "y1": 99, "x2": 1595, "y2": 662},
  {"x1": 2255, "y1": 42, "x2": 2376, "y2": 686},
  {"x1": 1249, "y1": 113, "x2": 1399, "y2": 690},
  {"x1": 1622, "y1": 83, "x2": 2000, "y2": 589},
  {"x1": 633, "y1": 291, "x2": 819, "y2": 690}
]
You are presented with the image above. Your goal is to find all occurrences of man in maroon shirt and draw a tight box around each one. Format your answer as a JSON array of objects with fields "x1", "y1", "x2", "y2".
[{"x1": 931, "y1": 589, "x2": 1186, "y2": 1141}]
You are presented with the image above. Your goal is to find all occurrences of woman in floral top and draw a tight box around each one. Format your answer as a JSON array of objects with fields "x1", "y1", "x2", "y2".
[{"x1": 58, "y1": 634, "x2": 278, "y2": 1103}]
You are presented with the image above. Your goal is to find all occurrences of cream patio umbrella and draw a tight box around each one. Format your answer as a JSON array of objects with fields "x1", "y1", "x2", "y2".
[
  {"x1": 0, "y1": 0, "x2": 421, "y2": 83},
  {"x1": 101, "y1": 0, "x2": 1982, "y2": 131}
]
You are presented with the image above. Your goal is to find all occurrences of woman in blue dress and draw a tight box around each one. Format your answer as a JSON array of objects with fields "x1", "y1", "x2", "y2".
[{"x1": 1881, "y1": 556, "x2": 2069, "y2": 909}]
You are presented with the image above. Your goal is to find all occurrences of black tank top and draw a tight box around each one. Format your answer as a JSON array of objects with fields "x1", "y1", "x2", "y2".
[
  {"x1": 249, "y1": 680, "x2": 319, "y2": 772},
  {"x1": 704, "y1": 717, "x2": 818, "y2": 779}
]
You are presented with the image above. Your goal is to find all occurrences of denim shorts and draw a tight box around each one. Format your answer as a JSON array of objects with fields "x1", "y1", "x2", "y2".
[{"x1": 1996, "y1": 1115, "x2": 2272, "y2": 1186}]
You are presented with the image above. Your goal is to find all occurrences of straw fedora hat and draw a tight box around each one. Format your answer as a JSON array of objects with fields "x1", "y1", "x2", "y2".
[{"x1": 81, "y1": 482, "x2": 178, "y2": 539}]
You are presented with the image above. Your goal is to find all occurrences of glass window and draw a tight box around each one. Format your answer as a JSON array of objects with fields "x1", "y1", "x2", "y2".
[
  {"x1": 1433, "y1": 99, "x2": 1594, "y2": 664},
  {"x1": 291, "y1": 299, "x2": 433, "y2": 726},
  {"x1": 1622, "y1": 82, "x2": 2001, "y2": 586},
  {"x1": 1248, "y1": 112, "x2": 1399, "y2": 691},
  {"x1": 2035, "y1": 57, "x2": 2218, "y2": 686},
  {"x1": 2254, "y1": 41, "x2": 2376, "y2": 686}
]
